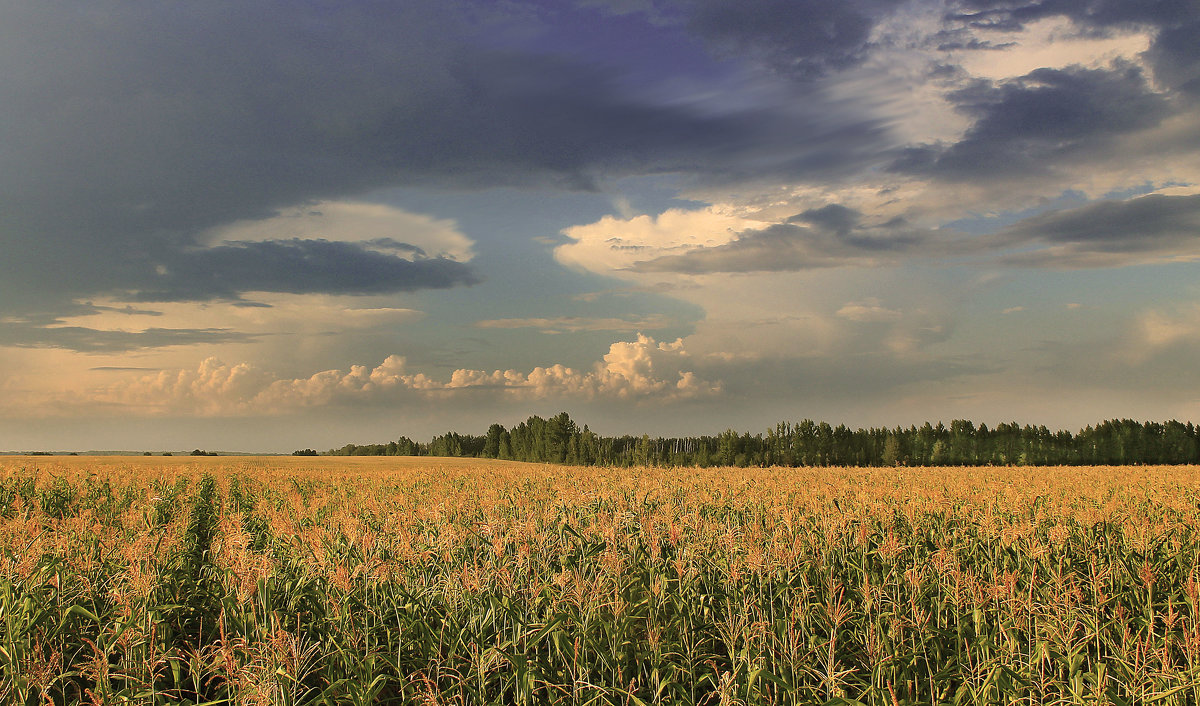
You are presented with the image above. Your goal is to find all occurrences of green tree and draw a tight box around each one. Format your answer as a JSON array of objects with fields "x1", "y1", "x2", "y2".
[
  {"x1": 483, "y1": 424, "x2": 506, "y2": 458},
  {"x1": 881, "y1": 434, "x2": 901, "y2": 466}
]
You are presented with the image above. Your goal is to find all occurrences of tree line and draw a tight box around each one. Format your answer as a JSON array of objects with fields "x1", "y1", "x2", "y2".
[{"x1": 307, "y1": 413, "x2": 1200, "y2": 467}]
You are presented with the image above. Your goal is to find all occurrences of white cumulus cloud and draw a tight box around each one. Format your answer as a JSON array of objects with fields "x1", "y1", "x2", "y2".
[{"x1": 75, "y1": 334, "x2": 717, "y2": 416}]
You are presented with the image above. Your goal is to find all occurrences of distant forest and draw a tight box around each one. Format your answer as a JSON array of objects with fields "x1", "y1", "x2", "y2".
[{"x1": 301, "y1": 414, "x2": 1200, "y2": 467}]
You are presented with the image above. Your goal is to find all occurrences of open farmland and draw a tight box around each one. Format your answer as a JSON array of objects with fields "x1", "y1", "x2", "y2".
[{"x1": 3, "y1": 456, "x2": 1200, "y2": 704}]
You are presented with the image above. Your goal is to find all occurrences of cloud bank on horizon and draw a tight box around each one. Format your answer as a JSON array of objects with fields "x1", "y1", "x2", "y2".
[{"x1": 1, "y1": 0, "x2": 1198, "y2": 450}]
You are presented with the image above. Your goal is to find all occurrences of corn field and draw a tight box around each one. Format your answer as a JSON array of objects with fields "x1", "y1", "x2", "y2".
[{"x1": 3, "y1": 456, "x2": 1200, "y2": 704}]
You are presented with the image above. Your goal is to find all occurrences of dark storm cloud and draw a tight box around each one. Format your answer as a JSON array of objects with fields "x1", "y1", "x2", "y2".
[
  {"x1": 889, "y1": 64, "x2": 1170, "y2": 180},
  {"x1": 684, "y1": 0, "x2": 881, "y2": 77},
  {"x1": 949, "y1": 0, "x2": 1196, "y2": 31},
  {"x1": 0, "y1": 0, "x2": 890, "y2": 320},
  {"x1": 1146, "y1": 19, "x2": 1200, "y2": 97},
  {"x1": 993, "y1": 194, "x2": 1200, "y2": 267},
  {"x1": 4, "y1": 0, "x2": 1191, "y2": 329},
  {"x1": 790, "y1": 205, "x2": 861, "y2": 234},
  {"x1": 404, "y1": 49, "x2": 887, "y2": 186},
  {"x1": 633, "y1": 206, "x2": 956, "y2": 273},
  {"x1": 133, "y1": 239, "x2": 481, "y2": 302},
  {"x1": 583, "y1": 0, "x2": 903, "y2": 78}
]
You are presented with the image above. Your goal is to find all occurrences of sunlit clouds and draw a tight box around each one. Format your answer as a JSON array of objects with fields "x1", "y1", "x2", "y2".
[
  {"x1": 13, "y1": 335, "x2": 715, "y2": 419},
  {"x1": 1, "y1": 0, "x2": 1198, "y2": 449}
]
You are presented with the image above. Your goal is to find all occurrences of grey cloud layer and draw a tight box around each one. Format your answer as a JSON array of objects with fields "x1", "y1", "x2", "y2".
[
  {"x1": 994, "y1": 194, "x2": 1200, "y2": 267},
  {"x1": 0, "y1": 0, "x2": 890, "y2": 321},
  {"x1": 585, "y1": 0, "x2": 904, "y2": 78},
  {"x1": 0, "y1": 323, "x2": 256, "y2": 354},
  {"x1": 949, "y1": 0, "x2": 1196, "y2": 29},
  {"x1": 3, "y1": 0, "x2": 1198, "y2": 353},
  {"x1": 133, "y1": 240, "x2": 480, "y2": 302},
  {"x1": 633, "y1": 195, "x2": 1200, "y2": 274},
  {"x1": 594, "y1": 0, "x2": 1198, "y2": 92},
  {"x1": 633, "y1": 206, "x2": 960, "y2": 273},
  {"x1": 889, "y1": 64, "x2": 1171, "y2": 180},
  {"x1": 683, "y1": 0, "x2": 895, "y2": 77}
]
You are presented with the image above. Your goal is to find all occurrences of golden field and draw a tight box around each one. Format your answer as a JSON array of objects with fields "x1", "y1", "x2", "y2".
[{"x1": 3, "y1": 456, "x2": 1200, "y2": 704}]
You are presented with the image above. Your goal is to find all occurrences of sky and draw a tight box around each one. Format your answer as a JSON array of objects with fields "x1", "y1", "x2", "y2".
[{"x1": 2, "y1": 0, "x2": 1199, "y2": 452}]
